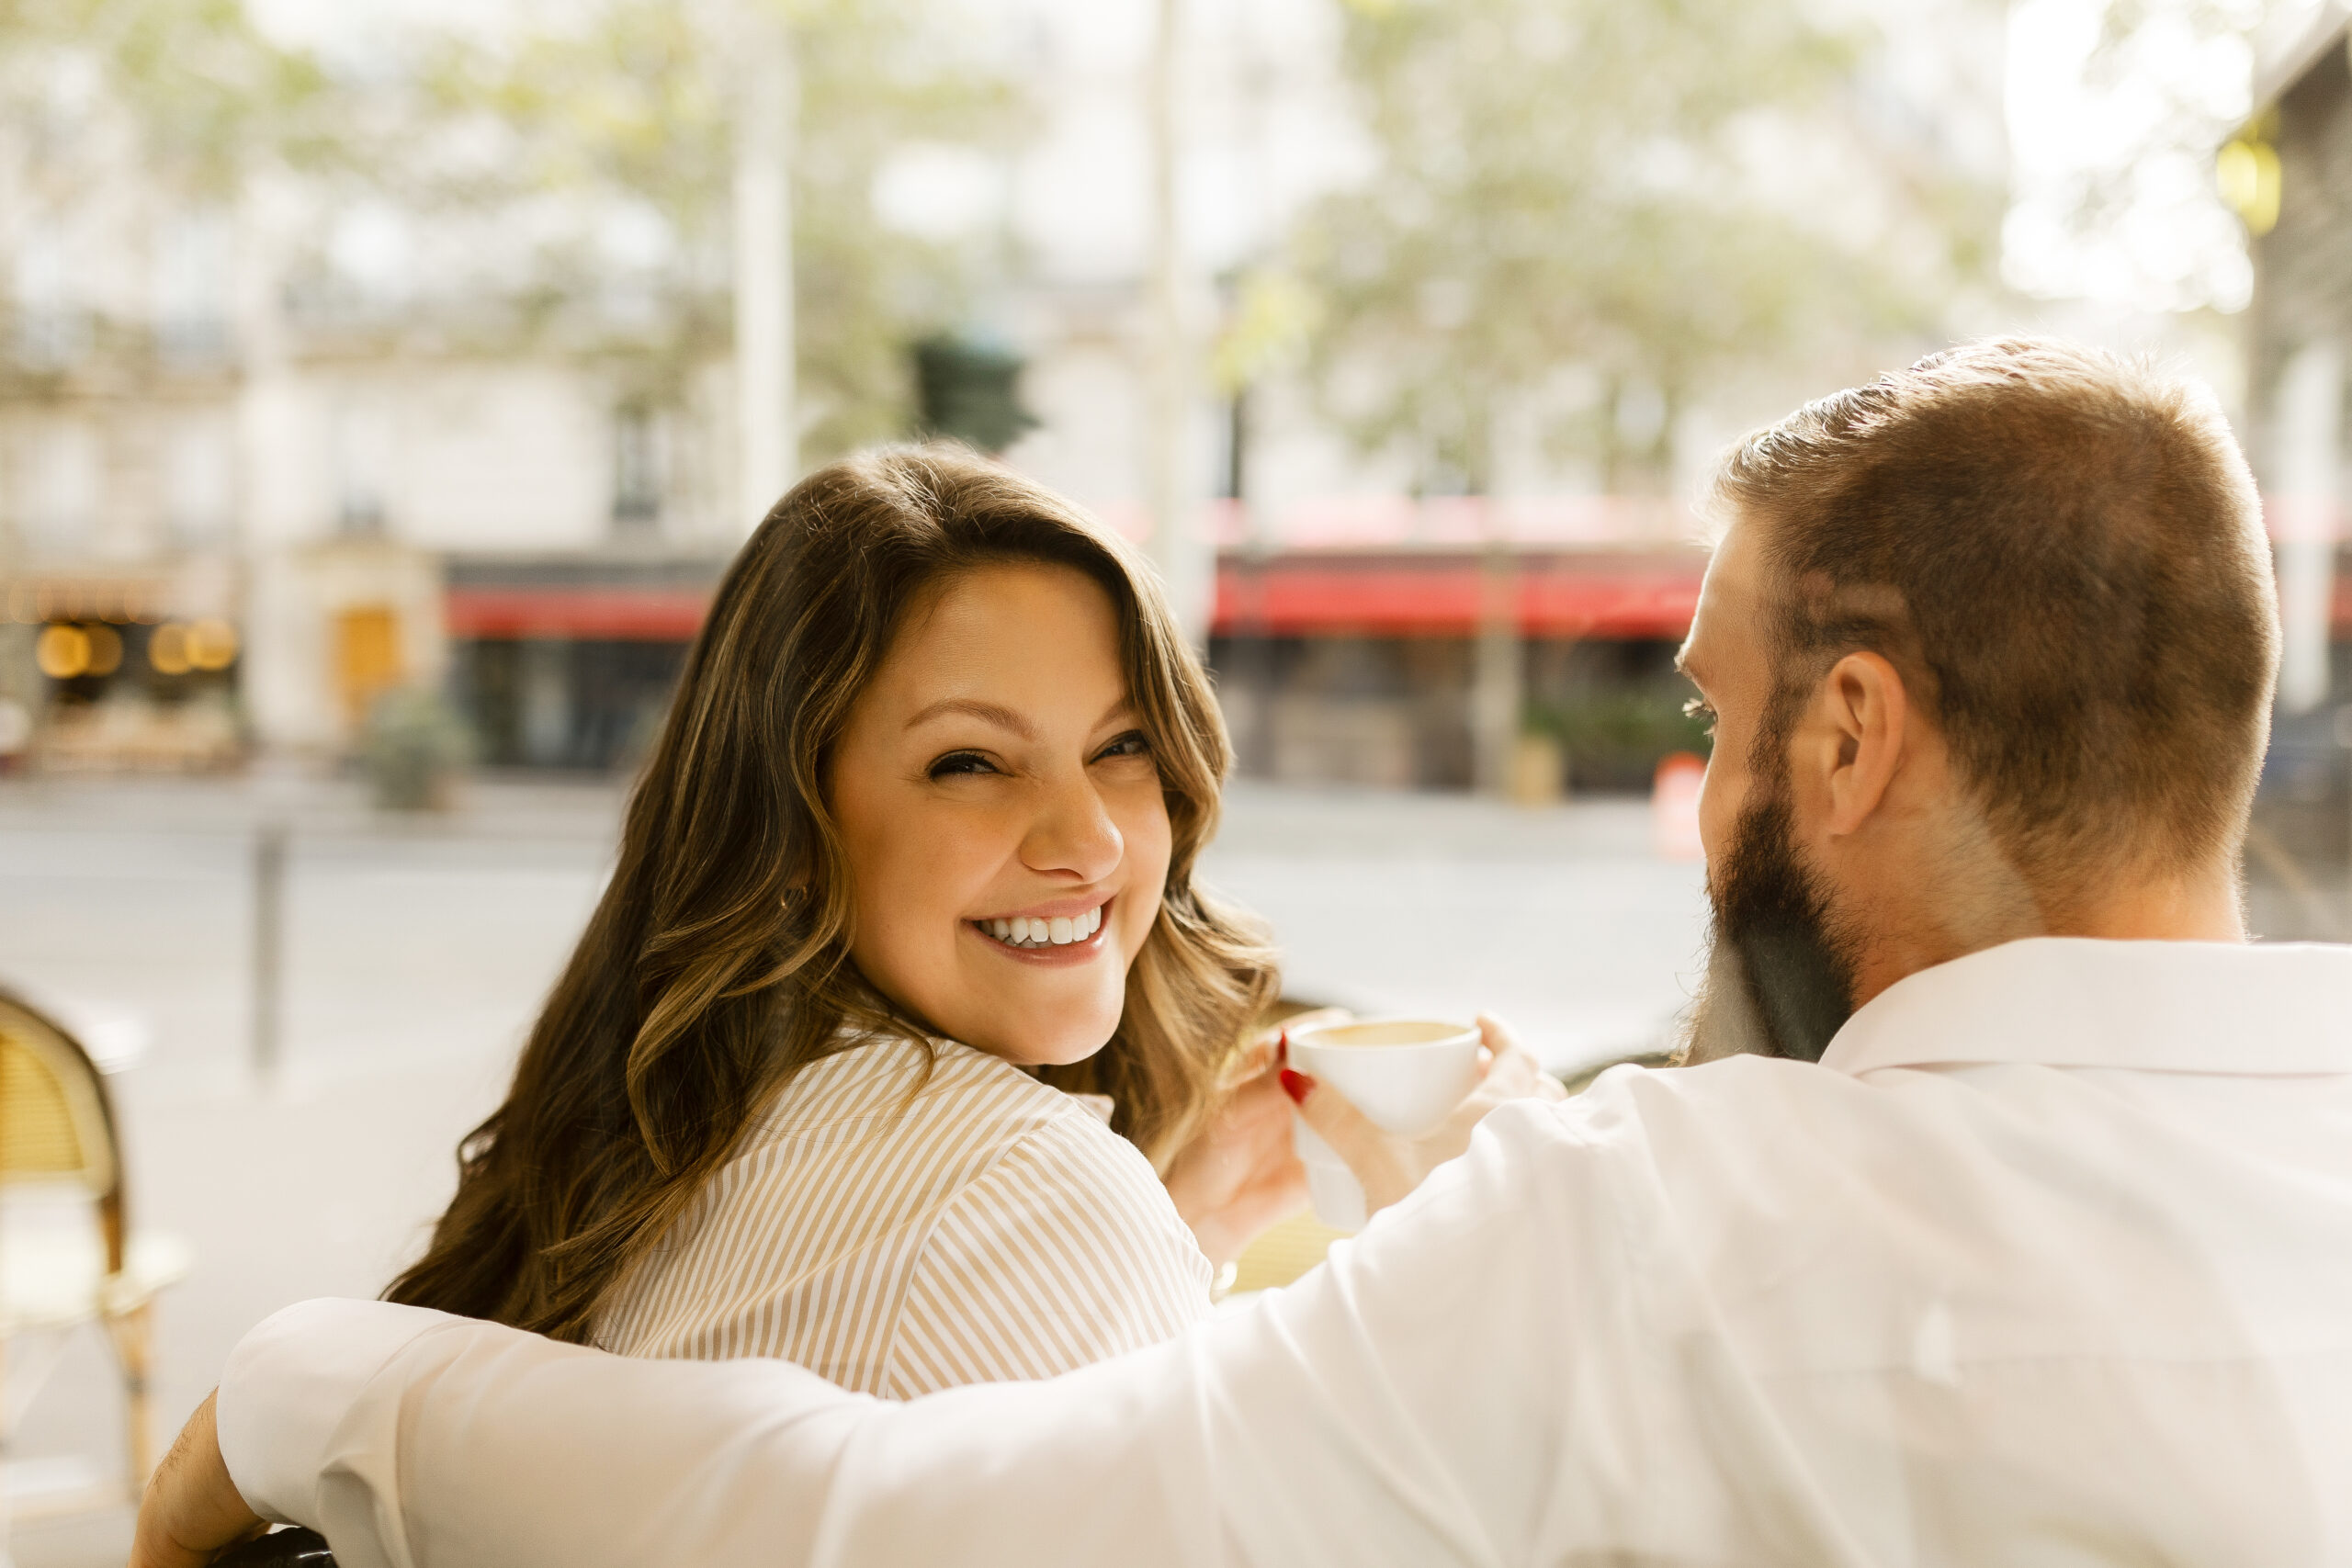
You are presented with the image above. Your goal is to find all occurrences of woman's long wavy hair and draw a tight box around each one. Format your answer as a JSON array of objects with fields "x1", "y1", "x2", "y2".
[{"x1": 387, "y1": 445, "x2": 1278, "y2": 1342}]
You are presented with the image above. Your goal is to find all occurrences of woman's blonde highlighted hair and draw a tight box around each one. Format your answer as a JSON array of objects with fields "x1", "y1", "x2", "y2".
[{"x1": 389, "y1": 445, "x2": 1278, "y2": 1342}]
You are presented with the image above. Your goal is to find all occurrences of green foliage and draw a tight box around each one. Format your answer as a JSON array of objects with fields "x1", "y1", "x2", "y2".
[
  {"x1": 0, "y1": 0, "x2": 334, "y2": 195},
  {"x1": 1297, "y1": 0, "x2": 1997, "y2": 491},
  {"x1": 411, "y1": 0, "x2": 1021, "y2": 460},
  {"x1": 2055, "y1": 0, "x2": 2267, "y2": 309},
  {"x1": 1526, "y1": 688, "x2": 1710, "y2": 792},
  {"x1": 363, "y1": 686, "x2": 473, "y2": 811}
]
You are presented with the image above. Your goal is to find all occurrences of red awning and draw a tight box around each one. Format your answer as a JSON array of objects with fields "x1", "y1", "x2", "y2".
[
  {"x1": 452, "y1": 556, "x2": 2352, "y2": 644},
  {"x1": 1214, "y1": 558, "x2": 1703, "y2": 638},
  {"x1": 445, "y1": 587, "x2": 711, "y2": 641}
]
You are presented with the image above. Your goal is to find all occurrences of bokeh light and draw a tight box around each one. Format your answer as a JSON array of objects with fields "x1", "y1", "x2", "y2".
[
  {"x1": 34, "y1": 624, "x2": 89, "y2": 680},
  {"x1": 150, "y1": 623, "x2": 193, "y2": 676},
  {"x1": 187, "y1": 619, "x2": 240, "y2": 671}
]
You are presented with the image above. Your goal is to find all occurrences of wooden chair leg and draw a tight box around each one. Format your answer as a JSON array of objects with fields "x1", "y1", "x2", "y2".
[
  {"x1": 104, "y1": 1303, "x2": 156, "y2": 1489},
  {"x1": 1, "y1": 1328, "x2": 14, "y2": 1563}
]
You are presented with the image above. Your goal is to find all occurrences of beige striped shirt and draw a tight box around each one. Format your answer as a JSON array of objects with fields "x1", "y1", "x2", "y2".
[{"x1": 593, "y1": 1032, "x2": 1212, "y2": 1398}]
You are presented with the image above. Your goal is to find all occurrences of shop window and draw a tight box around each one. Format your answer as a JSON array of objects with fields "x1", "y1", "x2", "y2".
[
  {"x1": 613, "y1": 406, "x2": 662, "y2": 531},
  {"x1": 334, "y1": 402, "x2": 393, "y2": 536}
]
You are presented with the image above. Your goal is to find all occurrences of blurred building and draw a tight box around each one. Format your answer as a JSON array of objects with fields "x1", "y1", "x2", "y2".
[
  {"x1": 0, "y1": 0, "x2": 2005, "y2": 792},
  {"x1": 0, "y1": 65, "x2": 741, "y2": 772},
  {"x1": 0, "y1": 179, "x2": 250, "y2": 772},
  {"x1": 0, "y1": 296, "x2": 740, "y2": 769},
  {"x1": 990, "y1": 0, "x2": 2003, "y2": 795}
]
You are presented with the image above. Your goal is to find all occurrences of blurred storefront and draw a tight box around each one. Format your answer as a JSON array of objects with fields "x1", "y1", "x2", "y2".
[
  {"x1": 445, "y1": 556, "x2": 723, "y2": 772},
  {"x1": 2233, "y1": 13, "x2": 2352, "y2": 886},
  {"x1": 1206, "y1": 499, "x2": 1709, "y2": 796},
  {"x1": 0, "y1": 565, "x2": 243, "y2": 773}
]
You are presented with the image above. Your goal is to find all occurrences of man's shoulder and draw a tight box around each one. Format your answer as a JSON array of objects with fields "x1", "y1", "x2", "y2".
[
  {"x1": 1464, "y1": 1055, "x2": 1995, "y2": 1257},
  {"x1": 1490, "y1": 1053, "x2": 1877, "y2": 1161}
]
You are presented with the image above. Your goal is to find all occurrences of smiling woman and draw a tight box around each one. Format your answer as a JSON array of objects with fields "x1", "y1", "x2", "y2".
[{"x1": 383, "y1": 446, "x2": 1289, "y2": 1395}]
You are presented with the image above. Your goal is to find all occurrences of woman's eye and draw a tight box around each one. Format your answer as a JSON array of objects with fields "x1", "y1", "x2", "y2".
[
  {"x1": 1682, "y1": 696, "x2": 1718, "y2": 734},
  {"x1": 1091, "y1": 731, "x2": 1153, "y2": 762},
  {"x1": 926, "y1": 750, "x2": 999, "y2": 780}
]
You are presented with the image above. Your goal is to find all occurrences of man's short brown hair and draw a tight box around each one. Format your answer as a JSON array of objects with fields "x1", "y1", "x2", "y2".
[{"x1": 1713, "y1": 337, "x2": 2278, "y2": 890}]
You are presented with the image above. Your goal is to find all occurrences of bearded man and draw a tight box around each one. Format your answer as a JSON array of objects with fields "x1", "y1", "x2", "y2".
[{"x1": 139, "y1": 340, "x2": 2352, "y2": 1567}]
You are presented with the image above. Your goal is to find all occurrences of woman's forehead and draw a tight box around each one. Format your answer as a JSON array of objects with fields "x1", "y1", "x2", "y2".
[{"x1": 865, "y1": 564, "x2": 1130, "y2": 726}]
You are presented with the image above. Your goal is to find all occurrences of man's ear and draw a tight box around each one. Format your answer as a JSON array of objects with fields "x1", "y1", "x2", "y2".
[{"x1": 1817, "y1": 650, "x2": 1908, "y2": 837}]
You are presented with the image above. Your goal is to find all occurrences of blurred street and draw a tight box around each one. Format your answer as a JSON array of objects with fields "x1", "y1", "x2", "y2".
[{"x1": 0, "y1": 773, "x2": 1705, "y2": 1567}]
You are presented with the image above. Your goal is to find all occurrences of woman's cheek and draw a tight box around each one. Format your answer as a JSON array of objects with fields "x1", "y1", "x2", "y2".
[{"x1": 1126, "y1": 797, "x2": 1174, "y2": 937}]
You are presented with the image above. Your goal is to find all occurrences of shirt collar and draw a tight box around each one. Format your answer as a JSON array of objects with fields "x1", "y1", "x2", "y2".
[{"x1": 1819, "y1": 937, "x2": 2352, "y2": 1078}]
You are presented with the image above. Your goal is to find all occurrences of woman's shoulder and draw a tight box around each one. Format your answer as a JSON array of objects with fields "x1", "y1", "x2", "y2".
[
  {"x1": 595, "y1": 1029, "x2": 1185, "y2": 1380},
  {"x1": 887, "y1": 1063, "x2": 1211, "y2": 1395}
]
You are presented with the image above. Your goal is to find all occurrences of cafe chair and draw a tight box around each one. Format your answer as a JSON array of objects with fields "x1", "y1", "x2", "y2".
[{"x1": 0, "y1": 985, "x2": 191, "y2": 1533}]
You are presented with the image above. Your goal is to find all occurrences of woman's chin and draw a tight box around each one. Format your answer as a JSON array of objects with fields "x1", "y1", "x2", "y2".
[{"x1": 957, "y1": 1010, "x2": 1120, "y2": 1068}]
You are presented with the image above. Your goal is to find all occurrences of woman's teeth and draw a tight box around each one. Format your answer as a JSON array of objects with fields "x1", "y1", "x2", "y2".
[{"x1": 984, "y1": 905, "x2": 1103, "y2": 949}]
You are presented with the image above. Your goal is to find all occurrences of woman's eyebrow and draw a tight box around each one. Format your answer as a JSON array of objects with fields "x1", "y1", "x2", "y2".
[{"x1": 903, "y1": 698, "x2": 1035, "y2": 739}]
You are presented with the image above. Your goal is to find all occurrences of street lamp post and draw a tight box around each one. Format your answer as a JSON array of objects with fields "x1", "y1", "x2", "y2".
[
  {"x1": 734, "y1": 8, "x2": 797, "y2": 532},
  {"x1": 1145, "y1": 0, "x2": 1210, "y2": 645}
]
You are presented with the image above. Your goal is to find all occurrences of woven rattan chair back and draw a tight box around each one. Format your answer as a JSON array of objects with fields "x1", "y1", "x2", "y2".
[{"x1": 0, "y1": 988, "x2": 124, "y2": 1272}]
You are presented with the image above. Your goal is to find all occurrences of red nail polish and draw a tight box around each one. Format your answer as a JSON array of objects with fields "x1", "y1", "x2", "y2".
[
  {"x1": 1279, "y1": 1068, "x2": 1314, "y2": 1104},
  {"x1": 1276, "y1": 1031, "x2": 1288, "y2": 1067}
]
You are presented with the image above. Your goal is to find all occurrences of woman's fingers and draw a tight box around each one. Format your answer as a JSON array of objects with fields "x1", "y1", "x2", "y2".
[
  {"x1": 1233, "y1": 1009, "x2": 1349, "y2": 1085},
  {"x1": 1166, "y1": 1053, "x2": 1313, "y2": 1266},
  {"x1": 1287, "y1": 1070, "x2": 1419, "y2": 1213},
  {"x1": 1286, "y1": 1068, "x2": 1369, "y2": 1159},
  {"x1": 1476, "y1": 1012, "x2": 1566, "y2": 1100},
  {"x1": 1477, "y1": 1011, "x2": 1528, "y2": 1061}
]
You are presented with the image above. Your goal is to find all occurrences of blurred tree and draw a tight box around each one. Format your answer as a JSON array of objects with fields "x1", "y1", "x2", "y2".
[
  {"x1": 408, "y1": 0, "x2": 1019, "y2": 463},
  {"x1": 2012, "y1": 0, "x2": 2268, "y2": 311},
  {"x1": 0, "y1": 0, "x2": 334, "y2": 197},
  {"x1": 1295, "y1": 0, "x2": 2000, "y2": 493}
]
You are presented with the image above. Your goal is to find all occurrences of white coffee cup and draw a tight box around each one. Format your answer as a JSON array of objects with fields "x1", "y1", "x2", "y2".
[{"x1": 1287, "y1": 1018, "x2": 1482, "y2": 1231}]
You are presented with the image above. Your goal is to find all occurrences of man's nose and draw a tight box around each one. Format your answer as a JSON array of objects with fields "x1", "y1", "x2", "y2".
[{"x1": 1021, "y1": 768, "x2": 1124, "y2": 882}]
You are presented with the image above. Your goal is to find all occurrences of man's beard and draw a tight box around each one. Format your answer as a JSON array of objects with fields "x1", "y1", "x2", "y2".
[{"x1": 1680, "y1": 786, "x2": 1860, "y2": 1066}]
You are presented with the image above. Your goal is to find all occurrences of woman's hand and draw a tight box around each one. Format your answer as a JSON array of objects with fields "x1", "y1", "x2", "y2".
[
  {"x1": 130, "y1": 1389, "x2": 267, "y2": 1568},
  {"x1": 1162, "y1": 1011, "x2": 1348, "y2": 1267},
  {"x1": 1285, "y1": 1013, "x2": 1564, "y2": 1219}
]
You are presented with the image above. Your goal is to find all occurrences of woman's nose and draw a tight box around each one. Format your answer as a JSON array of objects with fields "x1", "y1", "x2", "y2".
[{"x1": 1021, "y1": 769, "x2": 1124, "y2": 882}]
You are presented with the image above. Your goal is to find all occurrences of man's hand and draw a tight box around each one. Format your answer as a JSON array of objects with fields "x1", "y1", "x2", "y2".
[
  {"x1": 1287, "y1": 1014, "x2": 1565, "y2": 1217},
  {"x1": 129, "y1": 1390, "x2": 266, "y2": 1568},
  {"x1": 1162, "y1": 1011, "x2": 1349, "y2": 1266}
]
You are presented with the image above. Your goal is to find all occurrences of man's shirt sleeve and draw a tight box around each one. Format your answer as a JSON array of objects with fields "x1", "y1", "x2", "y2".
[{"x1": 212, "y1": 1107, "x2": 1595, "y2": 1568}]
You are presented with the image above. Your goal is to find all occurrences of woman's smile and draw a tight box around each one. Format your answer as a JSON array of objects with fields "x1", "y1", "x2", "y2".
[{"x1": 969, "y1": 896, "x2": 1113, "y2": 964}]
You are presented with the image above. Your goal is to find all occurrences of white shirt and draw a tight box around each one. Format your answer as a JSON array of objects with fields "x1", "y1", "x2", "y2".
[
  {"x1": 220, "y1": 939, "x2": 2352, "y2": 1567},
  {"x1": 594, "y1": 1032, "x2": 1210, "y2": 1395}
]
